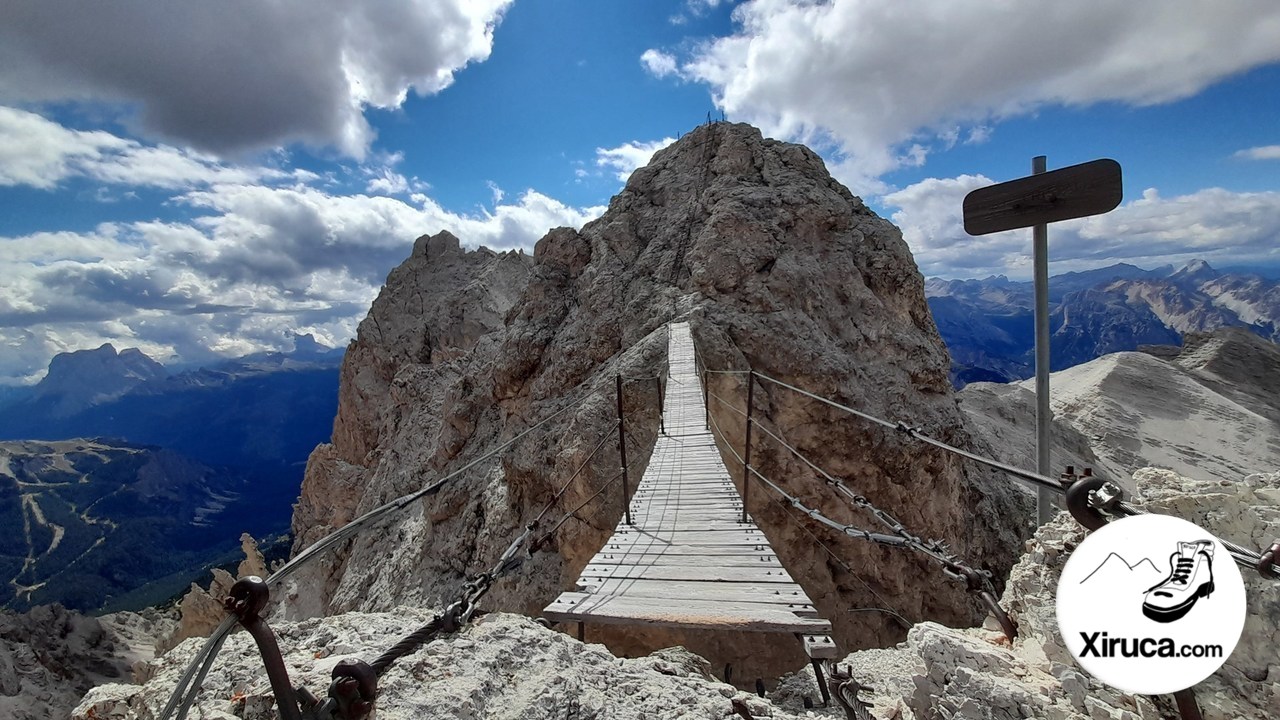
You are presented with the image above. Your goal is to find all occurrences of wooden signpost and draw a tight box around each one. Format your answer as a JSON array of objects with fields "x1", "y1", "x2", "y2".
[{"x1": 963, "y1": 157, "x2": 1123, "y2": 526}]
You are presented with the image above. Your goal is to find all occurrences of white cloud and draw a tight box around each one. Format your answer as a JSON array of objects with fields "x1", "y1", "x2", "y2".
[
  {"x1": 883, "y1": 177, "x2": 1280, "y2": 279},
  {"x1": 595, "y1": 137, "x2": 678, "y2": 181},
  {"x1": 486, "y1": 180, "x2": 505, "y2": 205},
  {"x1": 1234, "y1": 145, "x2": 1280, "y2": 161},
  {"x1": 0, "y1": 107, "x2": 291, "y2": 190},
  {"x1": 0, "y1": 1, "x2": 512, "y2": 157},
  {"x1": 0, "y1": 178, "x2": 605, "y2": 384},
  {"x1": 673, "y1": 0, "x2": 1280, "y2": 193},
  {"x1": 640, "y1": 49, "x2": 680, "y2": 79}
]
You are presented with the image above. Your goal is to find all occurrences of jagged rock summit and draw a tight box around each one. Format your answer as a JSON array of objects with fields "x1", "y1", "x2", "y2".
[
  {"x1": 30, "y1": 343, "x2": 166, "y2": 416},
  {"x1": 290, "y1": 121, "x2": 1029, "y2": 675}
]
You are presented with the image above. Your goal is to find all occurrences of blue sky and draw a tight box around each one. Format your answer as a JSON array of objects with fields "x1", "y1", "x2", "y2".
[{"x1": 2, "y1": 0, "x2": 1280, "y2": 383}]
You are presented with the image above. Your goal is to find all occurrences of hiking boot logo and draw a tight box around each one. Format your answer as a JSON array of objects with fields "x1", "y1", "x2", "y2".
[
  {"x1": 1057, "y1": 515, "x2": 1246, "y2": 696},
  {"x1": 1142, "y1": 539, "x2": 1215, "y2": 623}
]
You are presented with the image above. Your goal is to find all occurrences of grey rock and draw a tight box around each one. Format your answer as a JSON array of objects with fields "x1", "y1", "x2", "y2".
[
  {"x1": 287, "y1": 122, "x2": 1031, "y2": 676},
  {"x1": 0, "y1": 604, "x2": 134, "y2": 720},
  {"x1": 73, "y1": 612, "x2": 810, "y2": 720},
  {"x1": 960, "y1": 329, "x2": 1280, "y2": 487},
  {"x1": 773, "y1": 467, "x2": 1279, "y2": 720}
]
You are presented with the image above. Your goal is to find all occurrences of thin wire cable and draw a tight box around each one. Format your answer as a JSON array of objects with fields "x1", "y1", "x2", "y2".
[
  {"x1": 544, "y1": 471, "x2": 626, "y2": 537},
  {"x1": 748, "y1": 370, "x2": 1066, "y2": 494},
  {"x1": 164, "y1": 378, "x2": 608, "y2": 720},
  {"x1": 705, "y1": 402, "x2": 906, "y2": 547},
  {"x1": 1109, "y1": 500, "x2": 1278, "y2": 573},
  {"x1": 531, "y1": 421, "x2": 619, "y2": 527},
  {"x1": 725, "y1": 367, "x2": 1280, "y2": 576},
  {"x1": 746, "y1": 416, "x2": 939, "y2": 550},
  {"x1": 706, "y1": 389, "x2": 749, "y2": 419},
  {"x1": 166, "y1": 624, "x2": 231, "y2": 720}
]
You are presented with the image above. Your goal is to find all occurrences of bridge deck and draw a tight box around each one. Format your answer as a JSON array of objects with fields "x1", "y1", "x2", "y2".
[{"x1": 543, "y1": 323, "x2": 833, "y2": 637}]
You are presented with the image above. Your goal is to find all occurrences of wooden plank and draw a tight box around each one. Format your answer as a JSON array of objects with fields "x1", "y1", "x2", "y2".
[
  {"x1": 579, "y1": 564, "x2": 798, "y2": 583},
  {"x1": 631, "y1": 499, "x2": 742, "y2": 509},
  {"x1": 637, "y1": 485, "x2": 735, "y2": 494},
  {"x1": 597, "y1": 550, "x2": 772, "y2": 561},
  {"x1": 577, "y1": 578, "x2": 813, "y2": 605},
  {"x1": 606, "y1": 527, "x2": 762, "y2": 538},
  {"x1": 610, "y1": 521, "x2": 759, "y2": 534},
  {"x1": 583, "y1": 555, "x2": 782, "y2": 568},
  {"x1": 544, "y1": 592, "x2": 831, "y2": 633},
  {"x1": 963, "y1": 158, "x2": 1122, "y2": 235},
  {"x1": 602, "y1": 536, "x2": 769, "y2": 548}
]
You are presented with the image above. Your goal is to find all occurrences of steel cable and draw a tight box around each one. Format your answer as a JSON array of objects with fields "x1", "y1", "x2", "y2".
[{"x1": 163, "y1": 376, "x2": 611, "y2": 720}]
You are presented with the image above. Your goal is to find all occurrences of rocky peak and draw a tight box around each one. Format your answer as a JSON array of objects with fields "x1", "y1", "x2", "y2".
[
  {"x1": 33, "y1": 343, "x2": 166, "y2": 416},
  {"x1": 289, "y1": 122, "x2": 1029, "y2": 674},
  {"x1": 1170, "y1": 258, "x2": 1219, "y2": 284}
]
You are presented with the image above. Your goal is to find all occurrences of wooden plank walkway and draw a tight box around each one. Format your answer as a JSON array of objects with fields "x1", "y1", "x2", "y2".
[{"x1": 543, "y1": 322, "x2": 834, "y2": 641}]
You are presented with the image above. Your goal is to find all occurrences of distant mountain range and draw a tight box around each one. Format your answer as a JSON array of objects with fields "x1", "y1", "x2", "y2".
[
  {"x1": 0, "y1": 334, "x2": 342, "y2": 471},
  {"x1": 0, "y1": 335, "x2": 342, "y2": 612},
  {"x1": 926, "y1": 260, "x2": 1280, "y2": 387}
]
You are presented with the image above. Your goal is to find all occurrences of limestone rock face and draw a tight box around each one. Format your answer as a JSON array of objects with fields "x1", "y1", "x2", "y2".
[
  {"x1": 960, "y1": 327, "x2": 1280, "y2": 488},
  {"x1": 0, "y1": 604, "x2": 132, "y2": 720},
  {"x1": 776, "y1": 468, "x2": 1280, "y2": 719},
  {"x1": 286, "y1": 122, "x2": 1030, "y2": 672},
  {"x1": 74, "y1": 612, "x2": 804, "y2": 720}
]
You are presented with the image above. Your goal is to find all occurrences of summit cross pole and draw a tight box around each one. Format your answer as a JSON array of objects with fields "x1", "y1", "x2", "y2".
[{"x1": 963, "y1": 156, "x2": 1123, "y2": 526}]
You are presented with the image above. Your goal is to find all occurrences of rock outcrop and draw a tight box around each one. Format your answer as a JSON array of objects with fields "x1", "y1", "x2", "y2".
[
  {"x1": 0, "y1": 604, "x2": 132, "y2": 720},
  {"x1": 75, "y1": 611, "x2": 807, "y2": 720},
  {"x1": 287, "y1": 122, "x2": 1030, "y2": 675},
  {"x1": 776, "y1": 468, "x2": 1280, "y2": 719},
  {"x1": 69, "y1": 468, "x2": 1280, "y2": 719},
  {"x1": 960, "y1": 328, "x2": 1280, "y2": 487}
]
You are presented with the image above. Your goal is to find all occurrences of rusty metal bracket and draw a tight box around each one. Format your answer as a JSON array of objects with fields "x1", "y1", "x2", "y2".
[
  {"x1": 1064, "y1": 476, "x2": 1109, "y2": 531},
  {"x1": 827, "y1": 663, "x2": 878, "y2": 720},
  {"x1": 1258, "y1": 541, "x2": 1280, "y2": 579},
  {"x1": 1173, "y1": 687, "x2": 1203, "y2": 720},
  {"x1": 325, "y1": 660, "x2": 377, "y2": 720},
  {"x1": 224, "y1": 577, "x2": 303, "y2": 720}
]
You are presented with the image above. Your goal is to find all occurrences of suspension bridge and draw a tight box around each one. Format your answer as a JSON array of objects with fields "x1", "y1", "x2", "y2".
[
  {"x1": 543, "y1": 323, "x2": 839, "y2": 663},
  {"x1": 158, "y1": 319, "x2": 1280, "y2": 720}
]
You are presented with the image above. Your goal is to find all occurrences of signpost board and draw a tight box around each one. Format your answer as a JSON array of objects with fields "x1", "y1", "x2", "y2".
[{"x1": 963, "y1": 157, "x2": 1122, "y2": 526}]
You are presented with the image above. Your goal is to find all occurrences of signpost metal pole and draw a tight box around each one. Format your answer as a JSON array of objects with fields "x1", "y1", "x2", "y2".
[
  {"x1": 1032, "y1": 156, "x2": 1054, "y2": 526},
  {"x1": 961, "y1": 156, "x2": 1122, "y2": 527}
]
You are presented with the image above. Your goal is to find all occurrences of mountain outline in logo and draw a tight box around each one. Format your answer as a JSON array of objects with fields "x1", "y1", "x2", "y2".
[{"x1": 1079, "y1": 552, "x2": 1163, "y2": 585}]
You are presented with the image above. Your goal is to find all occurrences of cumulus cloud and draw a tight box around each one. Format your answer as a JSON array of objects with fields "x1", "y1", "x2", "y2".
[
  {"x1": 641, "y1": 50, "x2": 680, "y2": 79},
  {"x1": 595, "y1": 137, "x2": 678, "y2": 181},
  {"x1": 0, "y1": 163, "x2": 605, "y2": 384},
  {"x1": 0, "y1": 1, "x2": 512, "y2": 157},
  {"x1": 1234, "y1": 145, "x2": 1280, "y2": 161},
  {"x1": 883, "y1": 177, "x2": 1280, "y2": 278},
  {"x1": 673, "y1": 0, "x2": 1280, "y2": 192},
  {"x1": 0, "y1": 107, "x2": 290, "y2": 190}
]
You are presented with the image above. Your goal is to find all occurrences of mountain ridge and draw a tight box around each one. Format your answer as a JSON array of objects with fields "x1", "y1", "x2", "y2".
[
  {"x1": 927, "y1": 259, "x2": 1280, "y2": 385},
  {"x1": 287, "y1": 121, "x2": 1029, "y2": 676}
]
